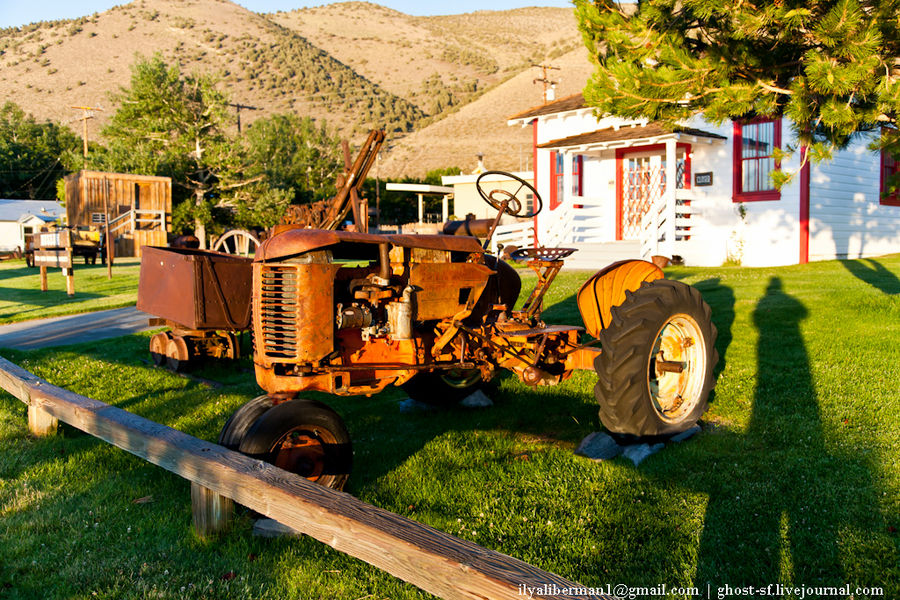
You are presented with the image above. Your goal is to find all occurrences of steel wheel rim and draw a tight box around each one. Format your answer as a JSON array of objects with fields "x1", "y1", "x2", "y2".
[
  {"x1": 270, "y1": 425, "x2": 338, "y2": 483},
  {"x1": 440, "y1": 368, "x2": 481, "y2": 389},
  {"x1": 648, "y1": 314, "x2": 707, "y2": 423}
]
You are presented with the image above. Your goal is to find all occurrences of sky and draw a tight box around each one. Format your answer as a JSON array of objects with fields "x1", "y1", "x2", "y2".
[{"x1": 0, "y1": 0, "x2": 574, "y2": 28}]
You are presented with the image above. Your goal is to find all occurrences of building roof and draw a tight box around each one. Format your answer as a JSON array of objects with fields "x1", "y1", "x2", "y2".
[
  {"x1": 0, "y1": 199, "x2": 63, "y2": 223},
  {"x1": 384, "y1": 183, "x2": 454, "y2": 195},
  {"x1": 508, "y1": 93, "x2": 588, "y2": 122},
  {"x1": 538, "y1": 123, "x2": 727, "y2": 150}
]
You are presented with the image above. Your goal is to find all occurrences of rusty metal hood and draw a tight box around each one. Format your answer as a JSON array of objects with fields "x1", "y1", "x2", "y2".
[{"x1": 255, "y1": 228, "x2": 484, "y2": 262}]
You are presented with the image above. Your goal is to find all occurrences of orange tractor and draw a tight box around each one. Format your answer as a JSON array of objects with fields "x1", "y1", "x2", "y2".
[{"x1": 209, "y1": 171, "x2": 718, "y2": 491}]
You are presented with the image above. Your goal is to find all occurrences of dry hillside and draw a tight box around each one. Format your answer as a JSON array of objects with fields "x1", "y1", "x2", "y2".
[
  {"x1": 269, "y1": 2, "x2": 582, "y2": 117},
  {"x1": 377, "y1": 47, "x2": 594, "y2": 177},
  {"x1": 0, "y1": 0, "x2": 422, "y2": 139},
  {"x1": 0, "y1": 0, "x2": 592, "y2": 177}
]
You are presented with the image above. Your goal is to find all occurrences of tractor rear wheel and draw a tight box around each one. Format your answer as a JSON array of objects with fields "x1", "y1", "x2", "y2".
[
  {"x1": 239, "y1": 399, "x2": 352, "y2": 491},
  {"x1": 402, "y1": 368, "x2": 483, "y2": 406},
  {"x1": 594, "y1": 279, "x2": 718, "y2": 437}
]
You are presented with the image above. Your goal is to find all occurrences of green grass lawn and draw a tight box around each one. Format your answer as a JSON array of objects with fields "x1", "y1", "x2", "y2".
[
  {"x1": 1, "y1": 256, "x2": 899, "y2": 599},
  {"x1": 0, "y1": 258, "x2": 141, "y2": 324}
]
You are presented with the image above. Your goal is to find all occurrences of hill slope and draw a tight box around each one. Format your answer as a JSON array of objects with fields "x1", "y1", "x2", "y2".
[
  {"x1": 0, "y1": 1, "x2": 592, "y2": 177},
  {"x1": 268, "y1": 2, "x2": 582, "y2": 120},
  {"x1": 377, "y1": 47, "x2": 593, "y2": 177},
  {"x1": 0, "y1": 0, "x2": 423, "y2": 138}
]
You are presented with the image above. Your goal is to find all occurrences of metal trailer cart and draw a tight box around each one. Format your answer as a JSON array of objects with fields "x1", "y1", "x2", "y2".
[{"x1": 137, "y1": 246, "x2": 253, "y2": 371}]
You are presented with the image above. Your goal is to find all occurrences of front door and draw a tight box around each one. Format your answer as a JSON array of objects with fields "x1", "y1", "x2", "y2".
[{"x1": 617, "y1": 146, "x2": 689, "y2": 240}]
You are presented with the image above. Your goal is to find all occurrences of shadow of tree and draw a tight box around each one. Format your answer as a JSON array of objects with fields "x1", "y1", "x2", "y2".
[{"x1": 840, "y1": 258, "x2": 900, "y2": 295}]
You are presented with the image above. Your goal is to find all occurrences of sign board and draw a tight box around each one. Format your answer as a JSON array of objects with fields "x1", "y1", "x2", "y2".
[
  {"x1": 35, "y1": 230, "x2": 72, "y2": 250},
  {"x1": 694, "y1": 172, "x2": 713, "y2": 187},
  {"x1": 34, "y1": 249, "x2": 73, "y2": 269}
]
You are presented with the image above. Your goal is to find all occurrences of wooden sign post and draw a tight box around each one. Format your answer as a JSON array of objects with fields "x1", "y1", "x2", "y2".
[{"x1": 33, "y1": 230, "x2": 75, "y2": 297}]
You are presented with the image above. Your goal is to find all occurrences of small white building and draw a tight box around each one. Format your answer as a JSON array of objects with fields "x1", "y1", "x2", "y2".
[
  {"x1": 507, "y1": 94, "x2": 900, "y2": 267},
  {"x1": 0, "y1": 199, "x2": 63, "y2": 252},
  {"x1": 441, "y1": 171, "x2": 535, "y2": 221}
]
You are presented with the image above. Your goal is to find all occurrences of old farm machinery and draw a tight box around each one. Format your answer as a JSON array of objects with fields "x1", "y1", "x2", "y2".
[
  {"x1": 140, "y1": 161, "x2": 717, "y2": 491},
  {"x1": 138, "y1": 131, "x2": 385, "y2": 371}
]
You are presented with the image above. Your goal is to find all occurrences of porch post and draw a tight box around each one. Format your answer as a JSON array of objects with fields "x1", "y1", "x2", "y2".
[
  {"x1": 417, "y1": 194, "x2": 424, "y2": 224},
  {"x1": 663, "y1": 138, "x2": 678, "y2": 258}
]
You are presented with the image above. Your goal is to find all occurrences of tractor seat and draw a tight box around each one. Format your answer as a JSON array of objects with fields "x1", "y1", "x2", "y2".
[{"x1": 509, "y1": 247, "x2": 577, "y2": 262}]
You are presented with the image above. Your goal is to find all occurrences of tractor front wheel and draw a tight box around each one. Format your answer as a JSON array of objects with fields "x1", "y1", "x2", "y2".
[
  {"x1": 594, "y1": 279, "x2": 718, "y2": 437},
  {"x1": 239, "y1": 399, "x2": 352, "y2": 491},
  {"x1": 218, "y1": 395, "x2": 276, "y2": 450}
]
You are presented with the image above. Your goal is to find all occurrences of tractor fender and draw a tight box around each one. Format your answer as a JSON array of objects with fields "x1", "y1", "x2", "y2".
[{"x1": 576, "y1": 259, "x2": 664, "y2": 339}]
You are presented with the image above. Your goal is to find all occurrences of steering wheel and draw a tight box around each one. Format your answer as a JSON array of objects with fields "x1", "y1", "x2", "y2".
[{"x1": 476, "y1": 171, "x2": 543, "y2": 218}]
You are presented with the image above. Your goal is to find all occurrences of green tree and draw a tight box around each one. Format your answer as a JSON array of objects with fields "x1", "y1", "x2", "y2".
[
  {"x1": 0, "y1": 102, "x2": 80, "y2": 200},
  {"x1": 244, "y1": 113, "x2": 342, "y2": 204},
  {"x1": 98, "y1": 54, "x2": 262, "y2": 246},
  {"x1": 576, "y1": 0, "x2": 900, "y2": 182}
]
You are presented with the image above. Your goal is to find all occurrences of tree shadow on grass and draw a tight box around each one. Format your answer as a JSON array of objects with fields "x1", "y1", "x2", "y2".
[{"x1": 840, "y1": 258, "x2": 900, "y2": 295}]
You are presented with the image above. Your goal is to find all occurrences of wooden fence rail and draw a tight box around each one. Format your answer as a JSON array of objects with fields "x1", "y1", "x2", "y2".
[{"x1": 0, "y1": 356, "x2": 611, "y2": 600}]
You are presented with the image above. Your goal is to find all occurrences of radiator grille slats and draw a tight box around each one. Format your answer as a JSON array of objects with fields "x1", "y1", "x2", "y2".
[{"x1": 258, "y1": 265, "x2": 299, "y2": 359}]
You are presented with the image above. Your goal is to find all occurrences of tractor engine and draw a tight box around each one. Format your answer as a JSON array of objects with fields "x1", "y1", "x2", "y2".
[{"x1": 250, "y1": 230, "x2": 511, "y2": 398}]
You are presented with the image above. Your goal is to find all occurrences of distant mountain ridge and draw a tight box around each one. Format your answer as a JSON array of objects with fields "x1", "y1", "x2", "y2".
[{"x1": 0, "y1": 0, "x2": 591, "y2": 176}]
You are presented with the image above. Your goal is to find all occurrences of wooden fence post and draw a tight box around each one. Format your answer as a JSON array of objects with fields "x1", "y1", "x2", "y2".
[
  {"x1": 191, "y1": 482, "x2": 234, "y2": 538},
  {"x1": 27, "y1": 404, "x2": 58, "y2": 437}
]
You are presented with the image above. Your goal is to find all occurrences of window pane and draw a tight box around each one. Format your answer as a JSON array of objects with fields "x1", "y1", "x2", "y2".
[
  {"x1": 742, "y1": 123, "x2": 755, "y2": 158},
  {"x1": 744, "y1": 160, "x2": 757, "y2": 192}
]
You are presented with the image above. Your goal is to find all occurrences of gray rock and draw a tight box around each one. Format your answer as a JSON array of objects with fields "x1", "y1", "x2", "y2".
[
  {"x1": 252, "y1": 518, "x2": 301, "y2": 538},
  {"x1": 622, "y1": 442, "x2": 665, "y2": 466},
  {"x1": 575, "y1": 431, "x2": 623, "y2": 461},
  {"x1": 460, "y1": 389, "x2": 494, "y2": 408},
  {"x1": 670, "y1": 425, "x2": 702, "y2": 443},
  {"x1": 398, "y1": 398, "x2": 436, "y2": 413}
]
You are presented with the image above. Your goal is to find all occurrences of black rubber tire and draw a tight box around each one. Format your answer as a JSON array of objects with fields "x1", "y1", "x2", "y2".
[
  {"x1": 594, "y1": 279, "x2": 718, "y2": 437},
  {"x1": 401, "y1": 369, "x2": 483, "y2": 406},
  {"x1": 239, "y1": 399, "x2": 352, "y2": 491},
  {"x1": 218, "y1": 394, "x2": 275, "y2": 450}
]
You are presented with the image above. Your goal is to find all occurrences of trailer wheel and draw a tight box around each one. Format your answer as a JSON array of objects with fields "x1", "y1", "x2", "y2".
[
  {"x1": 218, "y1": 395, "x2": 275, "y2": 450},
  {"x1": 149, "y1": 332, "x2": 170, "y2": 366},
  {"x1": 239, "y1": 399, "x2": 352, "y2": 491},
  {"x1": 401, "y1": 368, "x2": 483, "y2": 406},
  {"x1": 165, "y1": 335, "x2": 191, "y2": 372},
  {"x1": 594, "y1": 279, "x2": 718, "y2": 437}
]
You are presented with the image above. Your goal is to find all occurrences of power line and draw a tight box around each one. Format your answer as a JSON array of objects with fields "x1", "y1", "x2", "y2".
[
  {"x1": 70, "y1": 105, "x2": 103, "y2": 165},
  {"x1": 531, "y1": 63, "x2": 560, "y2": 104}
]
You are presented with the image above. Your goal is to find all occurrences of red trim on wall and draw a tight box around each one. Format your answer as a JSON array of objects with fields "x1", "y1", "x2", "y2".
[
  {"x1": 615, "y1": 149, "x2": 624, "y2": 241},
  {"x1": 532, "y1": 118, "x2": 539, "y2": 247},
  {"x1": 799, "y1": 145, "x2": 810, "y2": 264},
  {"x1": 733, "y1": 117, "x2": 782, "y2": 202}
]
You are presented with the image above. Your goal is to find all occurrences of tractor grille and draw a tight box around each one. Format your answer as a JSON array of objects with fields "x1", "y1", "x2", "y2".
[{"x1": 258, "y1": 265, "x2": 299, "y2": 359}]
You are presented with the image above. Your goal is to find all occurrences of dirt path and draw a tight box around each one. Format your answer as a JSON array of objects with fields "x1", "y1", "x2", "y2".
[{"x1": 0, "y1": 306, "x2": 154, "y2": 350}]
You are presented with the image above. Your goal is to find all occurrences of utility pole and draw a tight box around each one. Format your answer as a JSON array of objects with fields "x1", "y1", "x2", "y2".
[
  {"x1": 71, "y1": 105, "x2": 104, "y2": 166},
  {"x1": 228, "y1": 102, "x2": 260, "y2": 134},
  {"x1": 532, "y1": 64, "x2": 560, "y2": 104}
]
